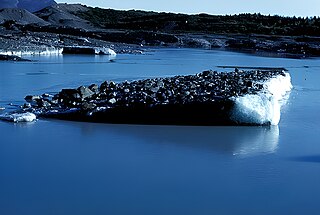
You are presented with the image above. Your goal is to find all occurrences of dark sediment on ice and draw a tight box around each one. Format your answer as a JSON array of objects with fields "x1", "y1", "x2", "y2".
[
  {"x1": 62, "y1": 46, "x2": 115, "y2": 55},
  {"x1": 0, "y1": 54, "x2": 31, "y2": 61},
  {"x1": 62, "y1": 46, "x2": 97, "y2": 55},
  {"x1": 21, "y1": 69, "x2": 286, "y2": 125}
]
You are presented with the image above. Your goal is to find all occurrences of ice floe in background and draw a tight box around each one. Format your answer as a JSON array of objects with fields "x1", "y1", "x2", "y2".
[
  {"x1": 0, "y1": 46, "x2": 116, "y2": 56},
  {"x1": 62, "y1": 46, "x2": 116, "y2": 56},
  {"x1": 0, "y1": 46, "x2": 63, "y2": 56}
]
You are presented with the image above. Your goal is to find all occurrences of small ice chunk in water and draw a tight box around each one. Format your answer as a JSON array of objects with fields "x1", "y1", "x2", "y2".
[{"x1": 0, "y1": 112, "x2": 37, "y2": 123}]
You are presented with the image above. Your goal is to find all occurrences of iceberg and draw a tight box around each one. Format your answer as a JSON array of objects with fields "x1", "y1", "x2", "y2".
[
  {"x1": 18, "y1": 69, "x2": 292, "y2": 126},
  {"x1": 62, "y1": 46, "x2": 116, "y2": 56},
  {"x1": 231, "y1": 72, "x2": 292, "y2": 125}
]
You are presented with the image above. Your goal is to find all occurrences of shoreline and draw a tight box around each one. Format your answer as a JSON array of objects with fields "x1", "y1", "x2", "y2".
[
  {"x1": 2, "y1": 4, "x2": 320, "y2": 60},
  {"x1": 1, "y1": 28, "x2": 318, "y2": 61}
]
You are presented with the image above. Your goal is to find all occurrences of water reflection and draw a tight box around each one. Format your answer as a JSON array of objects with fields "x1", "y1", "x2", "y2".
[
  {"x1": 291, "y1": 155, "x2": 320, "y2": 163},
  {"x1": 76, "y1": 122, "x2": 279, "y2": 157}
]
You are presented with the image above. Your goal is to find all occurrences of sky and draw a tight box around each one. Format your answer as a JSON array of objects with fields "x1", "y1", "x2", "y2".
[{"x1": 57, "y1": 0, "x2": 320, "y2": 17}]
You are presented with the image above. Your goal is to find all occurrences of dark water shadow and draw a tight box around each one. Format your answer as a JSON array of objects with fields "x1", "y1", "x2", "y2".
[
  {"x1": 290, "y1": 155, "x2": 320, "y2": 163},
  {"x1": 69, "y1": 121, "x2": 280, "y2": 157},
  {"x1": 221, "y1": 47, "x2": 309, "y2": 59},
  {"x1": 25, "y1": 72, "x2": 50, "y2": 75}
]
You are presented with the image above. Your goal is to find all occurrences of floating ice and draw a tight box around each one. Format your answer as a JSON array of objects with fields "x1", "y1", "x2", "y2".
[
  {"x1": 0, "y1": 47, "x2": 63, "y2": 56},
  {"x1": 231, "y1": 72, "x2": 292, "y2": 125},
  {"x1": 62, "y1": 46, "x2": 116, "y2": 56},
  {"x1": 0, "y1": 112, "x2": 37, "y2": 123},
  {"x1": 94, "y1": 47, "x2": 117, "y2": 56}
]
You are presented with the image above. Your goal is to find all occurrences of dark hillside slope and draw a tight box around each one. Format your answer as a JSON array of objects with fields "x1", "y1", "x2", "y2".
[
  {"x1": 1, "y1": 3, "x2": 320, "y2": 57},
  {"x1": 34, "y1": 4, "x2": 94, "y2": 29},
  {"x1": 0, "y1": 0, "x2": 56, "y2": 12},
  {"x1": 77, "y1": 7, "x2": 320, "y2": 36},
  {"x1": 0, "y1": 8, "x2": 48, "y2": 25}
]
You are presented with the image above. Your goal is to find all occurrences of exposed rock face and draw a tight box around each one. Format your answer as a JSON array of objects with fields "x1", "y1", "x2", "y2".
[{"x1": 0, "y1": 0, "x2": 57, "y2": 12}]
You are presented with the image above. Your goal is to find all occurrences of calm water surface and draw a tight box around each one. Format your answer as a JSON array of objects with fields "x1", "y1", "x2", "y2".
[{"x1": 1, "y1": 49, "x2": 320, "y2": 215}]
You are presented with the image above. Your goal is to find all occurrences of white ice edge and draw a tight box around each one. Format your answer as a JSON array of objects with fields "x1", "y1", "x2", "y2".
[
  {"x1": 0, "y1": 47, "x2": 63, "y2": 56},
  {"x1": 0, "y1": 112, "x2": 37, "y2": 123},
  {"x1": 94, "y1": 47, "x2": 117, "y2": 56},
  {"x1": 0, "y1": 47, "x2": 116, "y2": 56},
  {"x1": 64, "y1": 46, "x2": 117, "y2": 56},
  {"x1": 231, "y1": 72, "x2": 292, "y2": 125}
]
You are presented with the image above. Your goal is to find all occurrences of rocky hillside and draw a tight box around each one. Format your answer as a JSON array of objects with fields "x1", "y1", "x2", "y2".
[
  {"x1": 76, "y1": 7, "x2": 320, "y2": 36},
  {"x1": 1, "y1": 3, "x2": 320, "y2": 57},
  {"x1": 0, "y1": 0, "x2": 57, "y2": 12},
  {"x1": 34, "y1": 4, "x2": 94, "y2": 29},
  {"x1": 0, "y1": 8, "x2": 49, "y2": 25}
]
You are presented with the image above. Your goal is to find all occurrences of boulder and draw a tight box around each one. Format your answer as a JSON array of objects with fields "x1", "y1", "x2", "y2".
[{"x1": 78, "y1": 86, "x2": 95, "y2": 99}]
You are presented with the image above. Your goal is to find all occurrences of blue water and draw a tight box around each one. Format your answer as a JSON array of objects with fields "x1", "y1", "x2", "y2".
[{"x1": 1, "y1": 49, "x2": 320, "y2": 215}]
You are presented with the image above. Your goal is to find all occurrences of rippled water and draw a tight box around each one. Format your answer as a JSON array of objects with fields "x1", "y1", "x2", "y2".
[{"x1": 1, "y1": 49, "x2": 320, "y2": 215}]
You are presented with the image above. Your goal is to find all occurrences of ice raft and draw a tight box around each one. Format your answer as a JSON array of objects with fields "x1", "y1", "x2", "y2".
[{"x1": 22, "y1": 69, "x2": 292, "y2": 125}]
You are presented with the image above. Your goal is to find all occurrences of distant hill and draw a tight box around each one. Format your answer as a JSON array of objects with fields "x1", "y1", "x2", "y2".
[
  {"x1": 0, "y1": 8, "x2": 49, "y2": 25},
  {"x1": 34, "y1": 4, "x2": 94, "y2": 29},
  {"x1": 76, "y1": 7, "x2": 320, "y2": 36},
  {"x1": 1, "y1": 2, "x2": 320, "y2": 37},
  {"x1": 1, "y1": 3, "x2": 320, "y2": 57},
  {"x1": 0, "y1": 0, "x2": 57, "y2": 12}
]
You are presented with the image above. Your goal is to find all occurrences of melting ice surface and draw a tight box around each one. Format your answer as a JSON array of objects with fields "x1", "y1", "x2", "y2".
[{"x1": 231, "y1": 72, "x2": 292, "y2": 125}]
